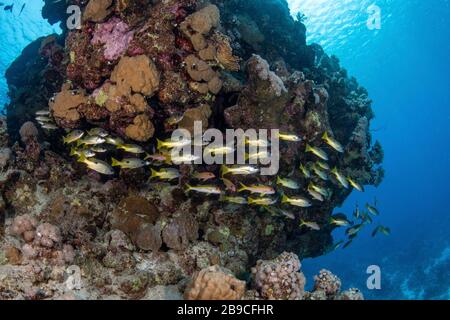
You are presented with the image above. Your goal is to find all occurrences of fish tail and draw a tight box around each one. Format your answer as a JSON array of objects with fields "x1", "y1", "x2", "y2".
[
  {"x1": 150, "y1": 168, "x2": 159, "y2": 179},
  {"x1": 156, "y1": 139, "x2": 164, "y2": 150},
  {"x1": 322, "y1": 132, "x2": 329, "y2": 140},
  {"x1": 111, "y1": 158, "x2": 121, "y2": 167},
  {"x1": 276, "y1": 176, "x2": 281, "y2": 185},
  {"x1": 332, "y1": 167, "x2": 338, "y2": 174},
  {"x1": 63, "y1": 137, "x2": 68, "y2": 144},
  {"x1": 281, "y1": 194, "x2": 289, "y2": 204},
  {"x1": 305, "y1": 144, "x2": 312, "y2": 152},
  {"x1": 69, "y1": 148, "x2": 76, "y2": 157},
  {"x1": 76, "y1": 140, "x2": 83, "y2": 148},
  {"x1": 248, "y1": 198, "x2": 255, "y2": 205},
  {"x1": 78, "y1": 154, "x2": 87, "y2": 163},
  {"x1": 220, "y1": 165, "x2": 229, "y2": 177},
  {"x1": 185, "y1": 184, "x2": 193, "y2": 192},
  {"x1": 237, "y1": 182, "x2": 247, "y2": 193},
  {"x1": 299, "y1": 219, "x2": 305, "y2": 226}
]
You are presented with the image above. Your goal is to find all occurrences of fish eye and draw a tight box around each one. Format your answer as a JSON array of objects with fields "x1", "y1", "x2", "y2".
[
  {"x1": 50, "y1": 97, "x2": 55, "y2": 102},
  {"x1": 71, "y1": 90, "x2": 79, "y2": 95}
]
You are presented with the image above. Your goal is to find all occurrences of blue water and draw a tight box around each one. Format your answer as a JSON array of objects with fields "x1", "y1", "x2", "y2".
[
  {"x1": 289, "y1": 0, "x2": 450, "y2": 299},
  {"x1": 0, "y1": 0, "x2": 449, "y2": 299}
]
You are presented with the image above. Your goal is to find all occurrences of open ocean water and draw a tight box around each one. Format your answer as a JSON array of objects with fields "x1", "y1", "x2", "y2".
[{"x1": 0, "y1": 0, "x2": 449, "y2": 300}]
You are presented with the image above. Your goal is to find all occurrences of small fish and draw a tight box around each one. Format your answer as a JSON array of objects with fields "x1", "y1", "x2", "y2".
[
  {"x1": 221, "y1": 177, "x2": 236, "y2": 192},
  {"x1": 105, "y1": 136, "x2": 124, "y2": 146},
  {"x1": 185, "y1": 184, "x2": 222, "y2": 195},
  {"x1": 150, "y1": 168, "x2": 180, "y2": 181},
  {"x1": 361, "y1": 211, "x2": 373, "y2": 224},
  {"x1": 70, "y1": 148, "x2": 95, "y2": 158},
  {"x1": 331, "y1": 167, "x2": 349, "y2": 189},
  {"x1": 205, "y1": 146, "x2": 235, "y2": 155},
  {"x1": 306, "y1": 144, "x2": 329, "y2": 161},
  {"x1": 245, "y1": 150, "x2": 271, "y2": 161},
  {"x1": 277, "y1": 133, "x2": 302, "y2": 142},
  {"x1": 353, "y1": 204, "x2": 361, "y2": 219},
  {"x1": 145, "y1": 153, "x2": 169, "y2": 163},
  {"x1": 347, "y1": 177, "x2": 364, "y2": 192},
  {"x1": 220, "y1": 196, "x2": 247, "y2": 205},
  {"x1": 238, "y1": 183, "x2": 275, "y2": 195},
  {"x1": 366, "y1": 203, "x2": 380, "y2": 216},
  {"x1": 91, "y1": 146, "x2": 107, "y2": 153},
  {"x1": 77, "y1": 135, "x2": 106, "y2": 147},
  {"x1": 41, "y1": 123, "x2": 58, "y2": 130},
  {"x1": 281, "y1": 195, "x2": 312, "y2": 208},
  {"x1": 278, "y1": 209, "x2": 295, "y2": 220},
  {"x1": 316, "y1": 160, "x2": 330, "y2": 171},
  {"x1": 111, "y1": 158, "x2": 150, "y2": 169},
  {"x1": 193, "y1": 172, "x2": 216, "y2": 182},
  {"x1": 322, "y1": 132, "x2": 344, "y2": 153},
  {"x1": 343, "y1": 240, "x2": 353, "y2": 249},
  {"x1": 87, "y1": 128, "x2": 109, "y2": 137},
  {"x1": 308, "y1": 182, "x2": 328, "y2": 197},
  {"x1": 165, "y1": 113, "x2": 184, "y2": 126},
  {"x1": 299, "y1": 163, "x2": 311, "y2": 178},
  {"x1": 171, "y1": 154, "x2": 200, "y2": 163},
  {"x1": 157, "y1": 138, "x2": 191, "y2": 150},
  {"x1": 372, "y1": 225, "x2": 391, "y2": 237},
  {"x1": 276, "y1": 176, "x2": 300, "y2": 189},
  {"x1": 19, "y1": 3, "x2": 25, "y2": 15},
  {"x1": 117, "y1": 143, "x2": 145, "y2": 154},
  {"x1": 312, "y1": 164, "x2": 328, "y2": 181},
  {"x1": 245, "y1": 138, "x2": 270, "y2": 147},
  {"x1": 307, "y1": 188, "x2": 324, "y2": 202},
  {"x1": 3, "y1": 3, "x2": 13, "y2": 12},
  {"x1": 78, "y1": 155, "x2": 114, "y2": 175},
  {"x1": 35, "y1": 109, "x2": 50, "y2": 116},
  {"x1": 248, "y1": 197, "x2": 277, "y2": 206},
  {"x1": 346, "y1": 224, "x2": 364, "y2": 237},
  {"x1": 330, "y1": 217, "x2": 351, "y2": 227},
  {"x1": 63, "y1": 130, "x2": 84, "y2": 144},
  {"x1": 299, "y1": 220, "x2": 320, "y2": 231},
  {"x1": 36, "y1": 116, "x2": 53, "y2": 122},
  {"x1": 221, "y1": 165, "x2": 259, "y2": 176},
  {"x1": 331, "y1": 240, "x2": 344, "y2": 251}
]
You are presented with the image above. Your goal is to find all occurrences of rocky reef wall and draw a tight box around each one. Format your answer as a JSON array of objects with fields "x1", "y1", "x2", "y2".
[{"x1": 0, "y1": 0, "x2": 384, "y2": 300}]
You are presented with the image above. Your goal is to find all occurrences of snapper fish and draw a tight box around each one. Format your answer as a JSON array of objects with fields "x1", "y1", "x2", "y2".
[
  {"x1": 117, "y1": 143, "x2": 145, "y2": 154},
  {"x1": 70, "y1": 148, "x2": 95, "y2": 158},
  {"x1": 171, "y1": 154, "x2": 200, "y2": 163},
  {"x1": 87, "y1": 128, "x2": 109, "y2": 138},
  {"x1": 204, "y1": 146, "x2": 235, "y2": 155},
  {"x1": 316, "y1": 160, "x2": 330, "y2": 171},
  {"x1": 372, "y1": 225, "x2": 391, "y2": 237},
  {"x1": 347, "y1": 177, "x2": 364, "y2": 192},
  {"x1": 329, "y1": 217, "x2": 351, "y2": 227},
  {"x1": 63, "y1": 130, "x2": 84, "y2": 144},
  {"x1": 300, "y1": 220, "x2": 320, "y2": 231},
  {"x1": 41, "y1": 123, "x2": 58, "y2": 130},
  {"x1": 366, "y1": 203, "x2": 380, "y2": 216},
  {"x1": 312, "y1": 164, "x2": 328, "y2": 181},
  {"x1": 306, "y1": 144, "x2": 329, "y2": 161},
  {"x1": 331, "y1": 167, "x2": 349, "y2": 189},
  {"x1": 299, "y1": 163, "x2": 311, "y2": 178},
  {"x1": 308, "y1": 182, "x2": 328, "y2": 197},
  {"x1": 277, "y1": 132, "x2": 302, "y2": 142},
  {"x1": 346, "y1": 224, "x2": 364, "y2": 237},
  {"x1": 77, "y1": 155, "x2": 114, "y2": 175},
  {"x1": 245, "y1": 150, "x2": 271, "y2": 161},
  {"x1": 35, "y1": 110, "x2": 50, "y2": 116},
  {"x1": 192, "y1": 172, "x2": 216, "y2": 182},
  {"x1": 221, "y1": 177, "x2": 236, "y2": 192},
  {"x1": 248, "y1": 197, "x2": 277, "y2": 206},
  {"x1": 276, "y1": 176, "x2": 300, "y2": 190},
  {"x1": 221, "y1": 165, "x2": 259, "y2": 176},
  {"x1": 245, "y1": 137, "x2": 270, "y2": 147},
  {"x1": 185, "y1": 184, "x2": 222, "y2": 195},
  {"x1": 307, "y1": 188, "x2": 324, "y2": 202},
  {"x1": 77, "y1": 135, "x2": 105, "y2": 147},
  {"x1": 91, "y1": 146, "x2": 108, "y2": 153},
  {"x1": 281, "y1": 195, "x2": 312, "y2": 208},
  {"x1": 322, "y1": 132, "x2": 344, "y2": 153},
  {"x1": 237, "y1": 183, "x2": 275, "y2": 195},
  {"x1": 111, "y1": 158, "x2": 150, "y2": 169},
  {"x1": 35, "y1": 116, "x2": 53, "y2": 123},
  {"x1": 157, "y1": 138, "x2": 191, "y2": 150},
  {"x1": 105, "y1": 136, "x2": 124, "y2": 146},
  {"x1": 220, "y1": 196, "x2": 247, "y2": 205},
  {"x1": 150, "y1": 168, "x2": 180, "y2": 181}
]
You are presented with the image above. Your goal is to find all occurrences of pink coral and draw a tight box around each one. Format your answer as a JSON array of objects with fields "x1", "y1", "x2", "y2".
[{"x1": 91, "y1": 17, "x2": 135, "y2": 61}]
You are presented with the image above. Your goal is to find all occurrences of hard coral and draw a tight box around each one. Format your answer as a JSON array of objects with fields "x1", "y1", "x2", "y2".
[
  {"x1": 185, "y1": 265, "x2": 245, "y2": 300},
  {"x1": 252, "y1": 252, "x2": 306, "y2": 300},
  {"x1": 19, "y1": 122, "x2": 38, "y2": 143},
  {"x1": 125, "y1": 114, "x2": 155, "y2": 142},
  {"x1": 83, "y1": 0, "x2": 113, "y2": 23},
  {"x1": 180, "y1": 5, "x2": 220, "y2": 51},
  {"x1": 49, "y1": 83, "x2": 88, "y2": 128},
  {"x1": 313, "y1": 269, "x2": 342, "y2": 296}
]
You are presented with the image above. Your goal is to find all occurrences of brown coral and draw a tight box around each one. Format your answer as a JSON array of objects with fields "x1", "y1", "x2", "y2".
[
  {"x1": 83, "y1": 0, "x2": 113, "y2": 22},
  {"x1": 125, "y1": 114, "x2": 155, "y2": 142},
  {"x1": 180, "y1": 5, "x2": 220, "y2": 51},
  {"x1": 185, "y1": 265, "x2": 245, "y2": 300},
  {"x1": 178, "y1": 104, "x2": 212, "y2": 134},
  {"x1": 49, "y1": 83, "x2": 88, "y2": 127},
  {"x1": 19, "y1": 122, "x2": 38, "y2": 143}
]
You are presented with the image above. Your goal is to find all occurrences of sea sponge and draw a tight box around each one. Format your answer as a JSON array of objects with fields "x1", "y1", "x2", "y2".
[
  {"x1": 125, "y1": 114, "x2": 155, "y2": 142},
  {"x1": 10, "y1": 214, "x2": 37, "y2": 240},
  {"x1": 185, "y1": 265, "x2": 245, "y2": 300},
  {"x1": 252, "y1": 252, "x2": 306, "y2": 300},
  {"x1": 35, "y1": 223, "x2": 62, "y2": 248},
  {"x1": 111, "y1": 55, "x2": 160, "y2": 97},
  {"x1": 83, "y1": 0, "x2": 113, "y2": 22},
  {"x1": 49, "y1": 83, "x2": 88, "y2": 126},
  {"x1": 19, "y1": 122, "x2": 38, "y2": 143}
]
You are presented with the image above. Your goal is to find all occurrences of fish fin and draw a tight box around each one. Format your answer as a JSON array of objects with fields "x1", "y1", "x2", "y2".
[
  {"x1": 305, "y1": 144, "x2": 312, "y2": 152},
  {"x1": 322, "y1": 132, "x2": 328, "y2": 140},
  {"x1": 220, "y1": 165, "x2": 229, "y2": 177},
  {"x1": 281, "y1": 194, "x2": 289, "y2": 204},
  {"x1": 276, "y1": 176, "x2": 282, "y2": 185},
  {"x1": 111, "y1": 158, "x2": 121, "y2": 167},
  {"x1": 237, "y1": 182, "x2": 247, "y2": 193},
  {"x1": 185, "y1": 184, "x2": 193, "y2": 192},
  {"x1": 332, "y1": 167, "x2": 338, "y2": 174},
  {"x1": 150, "y1": 168, "x2": 159, "y2": 179},
  {"x1": 69, "y1": 148, "x2": 76, "y2": 157},
  {"x1": 78, "y1": 154, "x2": 87, "y2": 163},
  {"x1": 248, "y1": 198, "x2": 255, "y2": 205}
]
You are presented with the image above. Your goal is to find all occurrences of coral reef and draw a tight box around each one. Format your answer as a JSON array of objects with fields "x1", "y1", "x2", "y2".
[{"x1": 1, "y1": 0, "x2": 383, "y2": 300}]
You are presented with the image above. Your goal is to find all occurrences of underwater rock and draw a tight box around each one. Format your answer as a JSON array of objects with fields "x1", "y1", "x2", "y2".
[
  {"x1": 313, "y1": 269, "x2": 342, "y2": 297},
  {"x1": 184, "y1": 265, "x2": 245, "y2": 300},
  {"x1": 162, "y1": 213, "x2": 199, "y2": 251},
  {"x1": 19, "y1": 122, "x2": 38, "y2": 143},
  {"x1": 251, "y1": 252, "x2": 306, "y2": 300}
]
